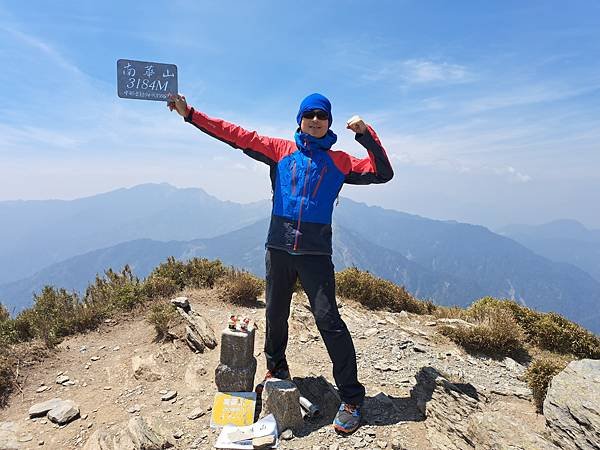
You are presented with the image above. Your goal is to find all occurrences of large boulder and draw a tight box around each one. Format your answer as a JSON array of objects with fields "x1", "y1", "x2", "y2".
[{"x1": 544, "y1": 359, "x2": 600, "y2": 449}]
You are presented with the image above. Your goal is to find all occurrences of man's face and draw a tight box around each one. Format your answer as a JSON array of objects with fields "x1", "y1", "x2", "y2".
[{"x1": 300, "y1": 110, "x2": 329, "y2": 138}]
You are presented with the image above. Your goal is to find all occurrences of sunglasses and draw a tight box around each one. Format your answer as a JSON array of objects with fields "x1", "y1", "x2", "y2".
[{"x1": 302, "y1": 109, "x2": 329, "y2": 120}]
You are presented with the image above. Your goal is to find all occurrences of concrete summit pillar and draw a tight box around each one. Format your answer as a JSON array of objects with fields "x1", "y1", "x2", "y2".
[{"x1": 214, "y1": 327, "x2": 257, "y2": 392}]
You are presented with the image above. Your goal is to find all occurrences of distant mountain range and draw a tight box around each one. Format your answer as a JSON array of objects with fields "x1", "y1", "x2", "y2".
[
  {"x1": 499, "y1": 220, "x2": 600, "y2": 283},
  {"x1": 1, "y1": 184, "x2": 598, "y2": 334}
]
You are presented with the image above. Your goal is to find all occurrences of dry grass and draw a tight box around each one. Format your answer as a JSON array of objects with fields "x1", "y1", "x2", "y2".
[
  {"x1": 335, "y1": 267, "x2": 434, "y2": 315},
  {"x1": 524, "y1": 354, "x2": 570, "y2": 412},
  {"x1": 147, "y1": 300, "x2": 182, "y2": 342},
  {"x1": 216, "y1": 270, "x2": 265, "y2": 306},
  {"x1": 439, "y1": 307, "x2": 527, "y2": 358}
]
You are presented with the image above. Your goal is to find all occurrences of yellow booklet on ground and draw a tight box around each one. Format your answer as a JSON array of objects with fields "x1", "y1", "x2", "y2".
[{"x1": 210, "y1": 392, "x2": 257, "y2": 428}]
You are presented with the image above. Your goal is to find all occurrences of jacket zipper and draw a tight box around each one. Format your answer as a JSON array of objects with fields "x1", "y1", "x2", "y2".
[
  {"x1": 293, "y1": 142, "x2": 312, "y2": 251},
  {"x1": 311, "y1": 165, "x2": 327, "y2": 198},
  {"x1": 291, "y1": 160, "x2": 297, "y2": 196}
]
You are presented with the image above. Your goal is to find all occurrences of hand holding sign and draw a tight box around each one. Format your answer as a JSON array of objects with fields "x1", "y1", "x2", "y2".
[{"x1": 167, "y1": 94, "x2": 188, "y2": 117}]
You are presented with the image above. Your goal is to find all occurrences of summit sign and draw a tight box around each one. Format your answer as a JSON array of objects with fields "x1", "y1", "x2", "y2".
[{"x1": 117, "y1": 59, "x2": 178, "y2": 101}]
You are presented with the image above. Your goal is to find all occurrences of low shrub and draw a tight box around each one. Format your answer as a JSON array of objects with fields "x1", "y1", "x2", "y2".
[
  {"x1": 439, "y1": 308, "x2": 526, "y2": 358},
  {"x1": 147, "y1": 257, "x2": 228, "y2": 293},
  {"x1": 0, "y1": 304, "x2": 9, "y2": 322},
  {"x1": 524, "y1": 355, "x2": 570, "y2": 413},
  {"x1": 528, "y1": 313, "x2": 600, "y2": 359},
  {"x1": 466, "y1": 297, "x2": 600, "y2": 359},
  {"x1": 27, "y1": 286, "x2": 81, "y2": 347},
  {"x1": 434, "y1": 305, "x2": 468, "y2": 320},
  {"x1": 84, "y1": 265, "x2": 143, "y2": 313},
  {"x1": 186, "y1": 258, "x2": 228, "y2": 288},
  {"x1": 147, "y1": 301, "x2": 181, "y2": 342},
  {"x1": 335, "y1": 267, "x2": 434, "y2": 314},
  {"x1": 143, "y1": 275, "x2": 179, "y2": 300},
  {"x1": 0, "y1": 348, "x2": 15, "y2": 407},
  {"x1": 217, "y1": 270, "x2": 265, "y2": 306}
]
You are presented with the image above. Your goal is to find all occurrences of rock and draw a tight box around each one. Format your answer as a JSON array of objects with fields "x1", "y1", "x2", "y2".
[
  {"x1": 176, "y1": 309, "x2": 217, "y2": 350},
  {"x1": 468, "y1": 403, "x2": 558, "y2": 449},
  {"x1": 29, "y1": 398, "x2": 63, "y2": 418},
  {"x1": 47, "y1": 400, "x2": 80, "y2": 425},
  {"x1": 544, "y1": 359, "x2": 600, "y2": 449},
  {"x1": 262, "y1": 379, "x2": 304, "y2": 432},
  {"x1": 187, "y1": 407, "x2": 205, "y2": 420},
  {"x1": 55, "y1": 375, "x2": 69, "y2": 384},
  {"x1": 127, "y1": 416, "x2": 171, "y2": 450},
  {"x1": 171, "y1": 296, "x2": 190, "y2": 310},
  {"x1": 0, "y1": 422, "x2": 20, "y2": 450},
  {"x1": 36, "y1": 386, "x2": 50, "y2": 393},
  {"x1": 173, "y1": 429, "x2": 184, "y2": 439},
  {"x1": 410, "y1": 367, "x2": 481, "y2": 450},
  {"x1": 161, "y1": 390, "x2": 177, "y2": 401},
  {"x1": 281, "y1": 429, "x2": 294, "y2": 440},
  {"x1": 131, "y1": 355, "x2": 162, "y2": 382},
  {"x1": 185, "y1": 326, "x2": 206, "y2": 353}
]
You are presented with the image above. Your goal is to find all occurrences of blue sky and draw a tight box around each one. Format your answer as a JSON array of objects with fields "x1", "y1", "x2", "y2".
[{"x1": 1, "y1": 1, "x2": 599, "y2": 229}]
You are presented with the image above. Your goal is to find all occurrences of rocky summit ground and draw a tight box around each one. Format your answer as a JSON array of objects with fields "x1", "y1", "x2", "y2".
[{"x1": 0, "y1": 288, "x2": 555, "y2": 449}]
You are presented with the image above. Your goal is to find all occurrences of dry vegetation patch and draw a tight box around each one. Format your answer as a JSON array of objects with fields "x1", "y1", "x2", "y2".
[
  {"x1": 524, "y1": 354, "x2": 570, "y2": 412},
  {"x1": 335, "y1": 267, "x2": 434, "y2": 314}
]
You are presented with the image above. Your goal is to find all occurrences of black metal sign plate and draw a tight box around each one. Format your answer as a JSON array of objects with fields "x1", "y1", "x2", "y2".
[{"x1": 117, "y1": 59, "x2": 178, "y2": 101}]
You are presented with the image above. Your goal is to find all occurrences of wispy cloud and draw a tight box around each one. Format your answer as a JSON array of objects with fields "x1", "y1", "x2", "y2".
[
  {"x1": 1, "y1": 26, "x2": 85, "y2": 77},
  {"x1": 361, "y1": 58, "x2": 472, "y2": 85},
  {"x1": 493, "y1": 166, "x2": 531, "y2": 183}
]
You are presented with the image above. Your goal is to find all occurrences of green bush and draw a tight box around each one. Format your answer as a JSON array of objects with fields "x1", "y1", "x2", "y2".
[
  {"x1": 142, "y1": 275, "x2": 179, "y2": 300},
  {"x1": 0, "y1": 348, "x2": 15, "y2": 407},
  {"x1": 27, "y1": 286, "x2": 81, "y2": 347},
  {"x1": 0, "y1": 304, "x2": 9, "y2": 322},
  {"x1": 466, "y1": 297, "x2": 600, "y2": 359},
  {"x1": 147, "y1": 301, "x2": 181, "y2": 342},
  {"x1": 439, "y1": 308, "x2": 526, "y2": 358},
  {"x1": 525, "y1": 355, "x2": 569, "y2": 413},
  {"x1": 147, "y1": 257, "x2": 227, "y2": 292},
  {"x1": 217, "y1": 270, "x2": 265, "y2": 306},
  {"x1": 84, "y1": 265, "x2": 143, "y2": 313},
  {"x1": 336, "y1": 267, "x2": 434, "y2": 314}
]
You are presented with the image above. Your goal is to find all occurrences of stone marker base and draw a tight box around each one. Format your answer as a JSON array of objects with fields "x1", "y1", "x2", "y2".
[
  {"x1": 215, "y1": 360, "x2": 257, "y2": 393},
  {"x1": 262, "y1": 379, "x2": 304, "y2": 432}
]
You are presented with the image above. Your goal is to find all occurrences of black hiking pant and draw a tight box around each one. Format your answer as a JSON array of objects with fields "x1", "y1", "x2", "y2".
[{"x1": 264, "y1": 248, "x2": 365, "y2": 405}]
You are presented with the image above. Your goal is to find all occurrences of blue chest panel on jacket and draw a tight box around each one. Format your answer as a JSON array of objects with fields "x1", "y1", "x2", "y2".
[{"x1": 272, "y1": 148, "x2": 345, "y2": 224}]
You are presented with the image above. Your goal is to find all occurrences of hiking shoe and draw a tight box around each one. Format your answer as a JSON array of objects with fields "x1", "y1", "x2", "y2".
[
  {"x1": 333, "y1": 402, "x2": 362, "y2": 434},
  {"x1": 255, "y1": 367, "x2": 291, "y2": 395}
]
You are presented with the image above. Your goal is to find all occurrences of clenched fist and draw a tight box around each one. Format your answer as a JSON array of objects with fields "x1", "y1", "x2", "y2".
[
  {"x1": 167, "y1": 93, "x2": 188, "y2": 117},
  {"x1": 346, "y1": 115, "x2": 367, "y2": 135}
]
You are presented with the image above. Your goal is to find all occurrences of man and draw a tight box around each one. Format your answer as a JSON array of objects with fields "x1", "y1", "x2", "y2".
[{"x1": 168, "y1": 92, "x2": 393, "y2": 433}]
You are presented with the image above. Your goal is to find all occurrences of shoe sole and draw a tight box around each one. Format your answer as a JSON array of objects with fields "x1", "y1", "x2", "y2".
[{"x1": 333, "y1": 423, "x2": 360, "y2": 435}]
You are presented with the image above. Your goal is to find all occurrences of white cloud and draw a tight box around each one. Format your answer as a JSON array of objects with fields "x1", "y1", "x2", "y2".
[
  {"x1": 361, "y1": 58, "x2": 471, "y2": 85},
  {"x1": 493, "y1": 166, "x2": 532, "y2": 183}
]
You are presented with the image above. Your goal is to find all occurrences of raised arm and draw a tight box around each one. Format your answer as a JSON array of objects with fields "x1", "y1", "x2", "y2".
[
  {"x1": 330, "y1": 117, "x2": 394, "y2": 185},
  {"x1": 168, "y1": 94, "x2": 290, "y2": 166}
]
